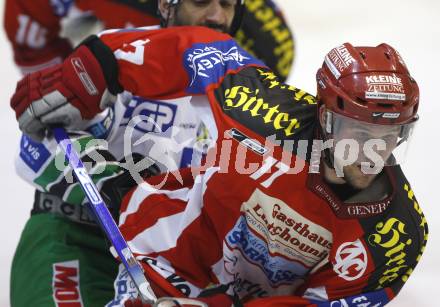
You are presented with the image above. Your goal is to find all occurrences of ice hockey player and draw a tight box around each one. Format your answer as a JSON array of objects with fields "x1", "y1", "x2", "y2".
[
  {"x1": 6, "y1": 0, "x2": 234, "y2": 306},
  {"x1": 4, "y1": 0, "x2": 294, "y2": 80},
  {"x1": 6, "y1": 1, "x2": 280, "y2": 305},
  {"x1": 10, "y1": 25, "x2": 427, "y2": 306}
]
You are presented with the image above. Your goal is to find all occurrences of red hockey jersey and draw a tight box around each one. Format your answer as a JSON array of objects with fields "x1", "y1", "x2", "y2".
[
  {"x1": 4, "y1": 0, "x2": 158, "y2": 74},
  {"x1": 4, "y1": 0, "x2": 294, "y2": 80},
  {"x1": 96, "y1": 27, "x2": 427, "y2": 306}
]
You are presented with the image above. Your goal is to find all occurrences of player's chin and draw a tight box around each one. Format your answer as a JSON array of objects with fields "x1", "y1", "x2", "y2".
[{"x1": 343, "y1": 165, "x2": 377, "y2": 190}]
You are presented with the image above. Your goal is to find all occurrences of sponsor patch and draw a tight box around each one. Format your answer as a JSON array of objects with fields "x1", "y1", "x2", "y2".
[
  {"x1": 311, "y1": 289, "x2": 390, "y2": 306},
  {"x1": 232, "y1": 273, "x2": 268, "y2": 298},
  {"x1": 372, "y1": 112, "x2": 401, "y2": 119},
  {"x1": 366, "y1": 74, "x2": 403, "y2": 87},
  {"x1": 71, "y1": 58, "x2": 99, "y2": 95},
  {"x1": 227, "y1": 128, "x2": 268, "y2": 155},
  {"x1": 325, "y1": 45, "x2": 355, "y2": 79},
  {"x1": 120, "y1": 97, "x2": 177, "y2": 137},
  {"x1": 333, "y1": 239, "x2": 368, "y2": 281},
  {"x1": 184, "y1": 40, "x2": 264, "y2": 94},
  {"x1": 86, "y1": 108, "x2": 115, "y2": 139},
  {"x1": 367, "y1": 217, "x2": 413, "y2": 288},
  {"x1": 365, "y1": 73, "x2": 406, "y2": 101},
  {"x1": 225, "y1": 189, "x2": 332, "y2": 285},
  {"x1": 226, "y1": 216, "x2": 306, "y2": 286},
  {"x1": 366, "y1": 92, "x2": 406, "y2": 101},
  {"x1": 222, "y1": 85, "x2": 301, "y2": 137},
  {"x1": 243, "y1": 190, "x2": 332, "y2": 265},
  {"x1": 52, "y1": 260, "x2": 83, "y2": 307},
  {"x1": 20, "y1": 134, "x2": 51, "y2": 172}
]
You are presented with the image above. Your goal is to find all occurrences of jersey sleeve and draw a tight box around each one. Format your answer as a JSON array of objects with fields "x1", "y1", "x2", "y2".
[
  {"x1": 15, "y1": 132, "x2": 123, "y2": 206},
  {"x1": 4, "y1": 0, "x2": 73, "y2": 74},
  {"x1": 98, "y1": 26, "x2": 266, "y2": 100}
]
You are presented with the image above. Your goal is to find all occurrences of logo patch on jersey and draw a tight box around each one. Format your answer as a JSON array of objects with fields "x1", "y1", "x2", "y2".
[
  {"x1": 20, "y1": 134, "x2": 51, "y2": 172},
  {"x1": 225, "y1": 189, "x2": 332, "y2": 286},
  {"x1": 241, "y1": 189, "x2": 332, "y2": 266},
  {"x1": 215, "y1": 70, "x2": 316, "y2": 144},
  {"x1": 226, "y1": 217, "x2": 306, "y2": 286},
  {"x1": 184, "y1": 40, "x2": 264, "y2": 94},
  {"x1": 227, "y1": 128, "x2": 268, "y2": 155},
  {"x1": 333, "y1": 239, "x2": 368, "y2": 281},
  {"x1": 312, "y1": 289, "x2": 390, "y2": 307},
  {"x1": 120, "y1": 97, "x2": 177, "y2": 137},
  {"x1": 52, "y1": 260, "x2": 83, "y2": 307},
  {"x1": 367, "y1": 217, "x2": 413, "y2": 288},
  {"x1": 86, "y1": 108, "x2": 115, "y2": 139}
]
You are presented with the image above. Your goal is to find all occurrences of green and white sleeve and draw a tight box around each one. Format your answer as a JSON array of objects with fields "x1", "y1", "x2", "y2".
[{"x1": 15, "y1": 132, "x2": 124, "y2": 206}]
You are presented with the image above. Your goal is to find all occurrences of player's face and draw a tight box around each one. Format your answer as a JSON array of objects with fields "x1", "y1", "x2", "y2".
[
  {"x1": 160, "y1": 0, "x2": 236, "y2": 33},
  {"x1": 333, "y1": 121, "x2": 400, "y2": 189}
]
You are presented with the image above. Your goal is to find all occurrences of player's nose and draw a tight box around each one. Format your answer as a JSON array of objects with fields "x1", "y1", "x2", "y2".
[{"x1": 204, "y1": 1, "x2": 228, "y2": 27}]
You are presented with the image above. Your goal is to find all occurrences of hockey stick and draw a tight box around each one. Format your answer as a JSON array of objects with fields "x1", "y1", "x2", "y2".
[{"x1": 53, "y1": 127, "x2": 157, "y2": 303}]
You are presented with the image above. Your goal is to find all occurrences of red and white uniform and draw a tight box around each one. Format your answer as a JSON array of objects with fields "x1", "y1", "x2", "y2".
[
  {"x1": 93, "y1": 27, "x2": 427, "y2": 306},
  {"x1": 4, "y1": 0, "x2": 159, "y2": 74},
  {"x1": 4, "y1": 0, "x2": 295, "y2": 80}
]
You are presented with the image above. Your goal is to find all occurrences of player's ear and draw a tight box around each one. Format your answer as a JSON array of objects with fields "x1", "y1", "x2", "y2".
[{"x1": 158, "y1": 0, "x2": 172, "y2": 20}]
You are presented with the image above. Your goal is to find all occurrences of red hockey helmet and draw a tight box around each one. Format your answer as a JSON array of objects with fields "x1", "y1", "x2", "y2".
[
  {"x1": 316, "y1": 43, "x2": 419, "y2": 125},
  {"x1": 316, "y1": 43, "x2": 420, "y2": 166}
]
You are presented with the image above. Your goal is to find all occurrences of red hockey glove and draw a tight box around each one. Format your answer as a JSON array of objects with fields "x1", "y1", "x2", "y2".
[
  {"x1": 10, "y1": 38, "x2": 121, "y2": 140},
  {"x1": 124, "y1": 293, "x2": 234, "y2": 307}
]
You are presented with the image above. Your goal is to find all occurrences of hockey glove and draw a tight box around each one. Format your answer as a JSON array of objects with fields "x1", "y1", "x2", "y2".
[{"x1": 10, "y1": 36, "x2": 122, "y2": 141}]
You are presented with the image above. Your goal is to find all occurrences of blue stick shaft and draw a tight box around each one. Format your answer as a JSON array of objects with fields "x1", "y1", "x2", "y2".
[{"x1": 53, "y1": 127, "x2": 157, "y2": 303}]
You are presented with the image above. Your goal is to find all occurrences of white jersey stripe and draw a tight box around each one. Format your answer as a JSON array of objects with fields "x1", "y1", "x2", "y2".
[
  {"x1": 127, "y1": 168, "x2": 219, "y2": 254},
  {"x1": 119, "y1": 182, "x2": 190, "y2": 226}
]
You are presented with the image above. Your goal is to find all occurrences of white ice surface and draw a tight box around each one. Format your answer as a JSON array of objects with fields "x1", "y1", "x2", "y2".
[{"x1": 0, "y1": 0, "x2": 439, "y2": 305}]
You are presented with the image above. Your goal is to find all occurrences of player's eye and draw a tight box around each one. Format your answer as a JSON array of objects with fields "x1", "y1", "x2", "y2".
[
  {"x1": 220, "y1": 0, "x2": 235, "y2": 8},
  {"x1": 192, "y1": 0, "x2": 210, "y2": 6}
]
